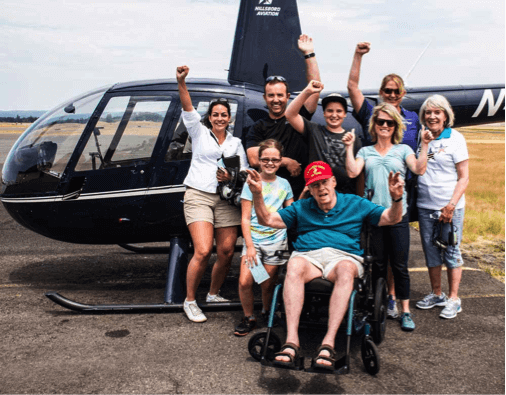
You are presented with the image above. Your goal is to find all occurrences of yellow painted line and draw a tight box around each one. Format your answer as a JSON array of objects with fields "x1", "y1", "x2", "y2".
[
  {"x1": 409, "y1": 266, "x2": 482, "y2": 272},
  {"x1": 0, "y1": 284, "x2": 28, "y2": 288},
  {"x1": 460, "y1": 294, "x2": 504, "y2": 299}
]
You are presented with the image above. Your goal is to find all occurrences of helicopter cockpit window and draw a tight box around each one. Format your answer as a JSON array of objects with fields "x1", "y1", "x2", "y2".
[
  {"x1": 1, "y1": 90, "x2": 106, "y2": 185},
  {"x1": 165, "y1": 99, "x2": 238, "y2": 162},
  {"x1": 75, "y1": 96, "x2": 171, "y2": 171}
]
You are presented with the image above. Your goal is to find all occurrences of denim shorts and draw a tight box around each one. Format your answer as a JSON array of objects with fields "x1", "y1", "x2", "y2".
[
  {"x1": 241, "y1": 238, "x2": 288, "y2": 266},
  {"x1": 418, "y1": 207, "x2": 464, "y2": 269}
]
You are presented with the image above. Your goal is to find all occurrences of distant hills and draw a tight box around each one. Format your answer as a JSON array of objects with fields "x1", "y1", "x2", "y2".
[{"x1": 0, "y1": 110, "x2": 46, "y2": 118}]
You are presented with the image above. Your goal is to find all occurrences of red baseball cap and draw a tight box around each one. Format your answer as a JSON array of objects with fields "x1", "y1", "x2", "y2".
[{"x1": 304, "y1": 161, "x2": 333, "y2": 186}]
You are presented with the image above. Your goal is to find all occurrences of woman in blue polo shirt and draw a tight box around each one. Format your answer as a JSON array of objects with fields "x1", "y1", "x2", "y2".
[
  {"x1": 344, "y1": 103, "x2": 432, "y2": 331},
  {"x1": 347, "y1": 42, "x2": 420, "y2": 151},
  {"x1": 415, "y1": 95, "x2": 469, "y2": 320}
]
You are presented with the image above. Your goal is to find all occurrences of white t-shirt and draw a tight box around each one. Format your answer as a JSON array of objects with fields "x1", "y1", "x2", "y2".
[
  {"x1": 182, "y1": 109, "x2": 249, "y2": 194},
  {"x1": 417, "y1": 128, "x2": 468, "y2": 210}
]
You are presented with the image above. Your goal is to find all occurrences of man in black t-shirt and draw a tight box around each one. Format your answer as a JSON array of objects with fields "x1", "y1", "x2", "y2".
[
  {"x1": 244, "y1": 35, "x2": 321, "y2": 200},
  {"x1": 285, "y1": 82, "x2": 362, "y2": 195}
]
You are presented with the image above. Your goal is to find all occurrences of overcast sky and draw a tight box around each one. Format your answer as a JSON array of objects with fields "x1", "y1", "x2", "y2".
[{"x1": 1, "y1": 0, "x2": 504, "y2": 110}]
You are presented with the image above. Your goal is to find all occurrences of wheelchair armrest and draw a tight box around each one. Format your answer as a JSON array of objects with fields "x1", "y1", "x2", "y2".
[{"x1": 274, "y1": 249, "x2": 291, "y2": 283}]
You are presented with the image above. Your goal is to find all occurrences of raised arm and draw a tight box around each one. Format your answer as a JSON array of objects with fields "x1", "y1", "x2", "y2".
[
  {"x1": 347, "y1": 42, "x2": 370, "y2": 113},
  {"x1": 245, "y1": 170, "x2": 287, "y2": 229},
  {"x1": 378, "y1": 172, "x2": 404, "y2": 226},
  {"x1": 286, "y1": 80, "x2": 324, "y2": 134},
  {"x1": 298, "y1": 34, "x2": 321, "y2": 114},
  {"x1": 406, "y1": 126, "x2": 433, "y2": 175},
  {"x1": 176, "y1": 65, "x2": 193, "y2": 112},
  {"x1": 439, "y1": 159, "x2": 469, "y2": 223},
  {"x1": 342, "y1": 130, "x2": 365, "y2": 178}
]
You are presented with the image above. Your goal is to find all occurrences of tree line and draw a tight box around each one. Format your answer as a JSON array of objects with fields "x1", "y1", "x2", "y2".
[
  {"x1": 0, "y1": 111, "x2": 164, "y2": 124},
  {"x1": 0, "y1": 115, "x2": 39, "y2": 123}
]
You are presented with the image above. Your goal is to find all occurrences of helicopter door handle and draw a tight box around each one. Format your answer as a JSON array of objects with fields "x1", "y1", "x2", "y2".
[
  {"x1": 62, "y1": 188, "x2": 83, "y2": 201},
  {"x1": 62, "y1": 177, "x2": 87, "y2": 201}
]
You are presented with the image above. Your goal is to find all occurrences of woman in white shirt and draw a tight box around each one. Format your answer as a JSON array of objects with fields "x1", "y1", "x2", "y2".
[
  {"x1": 176, "y1": 65, "x2": 249, "y2": 323},
  {"x1": 415, "y1": 95, "x2": 469, "y2": 320}
]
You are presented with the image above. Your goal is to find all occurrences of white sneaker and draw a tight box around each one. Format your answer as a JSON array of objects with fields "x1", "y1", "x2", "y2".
[
  {"x1": 206, "y1": 292, "x2": 230, "y2": 303},
  {"x1": 440, "y1": 297, "x2": 462, "y2": 319},
  {"x1": 184, "y1": 299, "x2": 207, "y2": 322}
]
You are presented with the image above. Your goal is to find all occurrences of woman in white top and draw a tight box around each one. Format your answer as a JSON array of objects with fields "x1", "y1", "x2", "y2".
[
  {"x1": 415, "y1": 95, "x2": 469, "y2": 320},
  {"x1": 176, "y1": 65, "x2": 249, "y2": 323}
]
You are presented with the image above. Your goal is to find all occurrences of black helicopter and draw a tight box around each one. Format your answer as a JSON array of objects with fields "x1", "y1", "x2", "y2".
[{"x1": 1, "y1": 0, "x2": 504, "y2": 312}]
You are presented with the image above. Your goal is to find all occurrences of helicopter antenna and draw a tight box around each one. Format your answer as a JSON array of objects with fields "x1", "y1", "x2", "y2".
[{"x1": 404, "y1": 40, "x2": 432, "y2": 86}]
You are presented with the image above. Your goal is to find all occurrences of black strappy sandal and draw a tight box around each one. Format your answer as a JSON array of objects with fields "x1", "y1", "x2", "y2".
[
  {"x1": 273, "y1": 342, "x2": 301, "y2": 369},
  {"x1": 311, "y1": 344, "x2": 336, "y2": 371}
]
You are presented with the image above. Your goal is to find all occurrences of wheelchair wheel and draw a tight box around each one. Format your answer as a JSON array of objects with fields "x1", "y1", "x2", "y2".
[
  {"x1": 371, "y1": 277, "x2": 388, "y2": 344},
  {"x1": 248, "y1": 331, "x2": 281, "y2": 362},
  {"x1": 361, "y1": 337, "x2": 380, "y2": 375}
]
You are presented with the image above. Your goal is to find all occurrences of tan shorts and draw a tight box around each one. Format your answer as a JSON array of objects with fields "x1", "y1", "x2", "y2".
[
  {"x1": 289, "y1": 247, "x2": 364, "y2": 279},
  {"x1": 184, "y1": 187, "x2": 241, "y2": 228}
]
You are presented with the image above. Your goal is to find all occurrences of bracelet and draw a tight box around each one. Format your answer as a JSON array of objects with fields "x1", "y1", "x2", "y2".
[
  {"x1": 393, "y1": 196, "x2": 403, "y2": 203},
  {"x1": 304, "y1": 52, "x2": 315, "y2": 59}
]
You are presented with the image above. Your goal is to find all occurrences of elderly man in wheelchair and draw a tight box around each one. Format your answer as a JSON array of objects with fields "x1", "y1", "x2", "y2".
[{"x1": 245, "y1": 160, "x2": 403, "y2": 372}]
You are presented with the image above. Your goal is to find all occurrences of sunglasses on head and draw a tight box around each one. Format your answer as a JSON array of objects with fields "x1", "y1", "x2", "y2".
[
  {"x1": 259, "y1": 157, "x2": 282, "y2": 164},
  {"x1": 382, "y1": 88, "x2": 401, "y2": 95},
  {"x1": 265, "y1": 76, "x2": 287, "y2": 83},
  {"x1": 375, "y1": 118, "x2": 396, "y2": 128},
  {"x1": 210, "y1": 98, "x2": 229, "y2": 104}
]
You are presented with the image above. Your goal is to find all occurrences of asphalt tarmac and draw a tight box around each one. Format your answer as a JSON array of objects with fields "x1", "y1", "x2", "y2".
[{"x1": 0, "y1": 133, "x2": 504, "y2": 394}]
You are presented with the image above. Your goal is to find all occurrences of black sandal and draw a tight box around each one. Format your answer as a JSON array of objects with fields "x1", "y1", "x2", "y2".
[
  {"x1": 273, "y1": 342, "x2": 300, "y2": 369},
  {"x1": 311, "y1": 344, "x2": 336, "y2": 371}
]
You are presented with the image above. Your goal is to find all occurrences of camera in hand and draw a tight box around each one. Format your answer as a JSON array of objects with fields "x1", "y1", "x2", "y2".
[
  {"x1": 217, "y1": 155, "x2": 247, "y2": 207},
  {"x1": 433, "y1": 219, "x2": 458, "y2": 250}
]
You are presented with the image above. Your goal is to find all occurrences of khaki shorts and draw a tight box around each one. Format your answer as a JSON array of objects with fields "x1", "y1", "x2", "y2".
[
  {"x1": 290, "y1": 247, "x2": 364, "y2": 279},
  {"x1": 184, "y1": 187, "x2": 241, "y2": 228}
]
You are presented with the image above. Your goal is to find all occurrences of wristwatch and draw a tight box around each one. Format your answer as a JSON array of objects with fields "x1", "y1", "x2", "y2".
[
  {"x1": 304, "y1": 52, "x2": 315, "y2": 59},
  {"x1": 393, "y1": 196, "x2": 403, "y2": 203}
]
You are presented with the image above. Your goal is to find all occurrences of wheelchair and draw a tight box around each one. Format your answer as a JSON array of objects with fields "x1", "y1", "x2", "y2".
[{"x1": 247, "y1": 198, "x2": 388, "y2": 376}]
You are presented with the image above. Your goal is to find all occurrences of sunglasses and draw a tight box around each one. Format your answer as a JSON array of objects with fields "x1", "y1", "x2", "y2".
[
  {"x1": 375, "y1": 118, "x2": 396, "y2": 128},
  {"x1": 210, "y1": 98, "x2": 229, "y2": 104},
  {"x1": 259, "y1": 157, "x2": 282, "y2": 164},
  {"x1": 382, "y1": 88, "x2": 401, "y2": 95},
  {"x1": 265, "y1": 76, "x2": 287, "y2": 83}
]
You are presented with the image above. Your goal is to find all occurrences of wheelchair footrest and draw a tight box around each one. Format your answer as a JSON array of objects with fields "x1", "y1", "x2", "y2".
[{"x1": 261, "y1": 356, "x2": 305, "y2": 371}]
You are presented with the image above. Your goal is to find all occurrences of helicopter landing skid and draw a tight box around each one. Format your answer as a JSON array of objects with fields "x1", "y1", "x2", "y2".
[
  {"x1": 117, "y1": 243, "x2": 172, "y2": 254},
  {"x1": 45, "y1": 292, "x2": 252, "y2": 314},
  {"x1": 45, "y1": 237, "x2": 257, "y2": 314}
]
